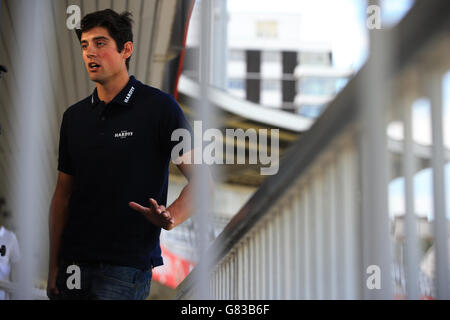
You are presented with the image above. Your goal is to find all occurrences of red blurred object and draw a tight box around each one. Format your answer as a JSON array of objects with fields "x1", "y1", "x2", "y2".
[{"x1": 152, "y1": 246, "x2": 195, "y2": 289}]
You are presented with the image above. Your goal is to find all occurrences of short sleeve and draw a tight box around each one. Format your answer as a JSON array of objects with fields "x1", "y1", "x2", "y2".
[
  {"x1": 57, "y1": 112, "x2": 73, "y2": 175},
  {"x1": 159, "y1": 95, "x2": 194, "y2": 159},
  {"x1": 9, "y1": 233, "x2": 20, "y2": 264}
]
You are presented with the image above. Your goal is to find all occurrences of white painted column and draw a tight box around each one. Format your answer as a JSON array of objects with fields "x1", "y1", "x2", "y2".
[
  {"x1": 10, "y1": 0, "x2": 53, "y2": 300},
  {"x1": 359, "y1": 0, "x2": 393, "y2": 299},
  {"x1": 402, "y1": 98, "x2": 421, "y2": 299},
  {"x1": 193, "y1": 0, "x2": 216, "y2": 300},
  {"x1": 427, "y1": 71, "x2": 449, "y2": 300}
]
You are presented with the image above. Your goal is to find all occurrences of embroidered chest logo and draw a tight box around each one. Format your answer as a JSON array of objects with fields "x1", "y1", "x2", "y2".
[
  {"x1": 124, "y1": 86, "x2": 135, "y2": 103},
  {"x1": 114, "y1": 130, "x2": 134, "y2": 139}
]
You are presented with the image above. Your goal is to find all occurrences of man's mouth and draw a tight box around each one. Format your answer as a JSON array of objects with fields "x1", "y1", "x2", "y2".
[{"x1": 88, "y1": 62, "x2": 101, "y2": 71}]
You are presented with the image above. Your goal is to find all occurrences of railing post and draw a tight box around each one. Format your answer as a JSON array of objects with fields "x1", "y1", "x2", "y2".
[
  {"x1": 402, "y1": 97, "x2": 421, "y2": 299},
  {"x1": 236, "y1": 244, "x2": 245, "y2": 299},
  {"x1": 340, "y1": 143, "x2": 361, "y2": 299},
  {"x1": 261, "y1": 224, "x2": 268, "y2": 299},
  {"x1": 328, "y1": 155, "x2": 338, "y2": 299},
  {"x1": 426, "y1": 70, "x2": 449, "y2": 300},
  {"x1": 304, "y1": 182, "x2": 312, "y2": 299},
  {"x1": 193, "y1": 0, "x2": 216, "y2": 300},
  {"x1": 296, "y1": 186, "x2": 305, "y2": 299},
  {"x1": 359, "y1": 0, "x2": 394, "y2": 299},
  {"x1": 255, "y1": 232, "x2": 260, "y2": 300},
  {"x1": 289, "y1": 194, "x2": 298, "y2": 299},
  {"x1": 314, "y1": 170, "x2": 325, "y2": 299}
]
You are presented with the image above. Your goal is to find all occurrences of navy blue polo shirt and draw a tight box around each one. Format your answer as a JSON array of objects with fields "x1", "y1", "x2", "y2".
[{"x1": 57, "y1": 76, "x2": 192, "y2": 271}]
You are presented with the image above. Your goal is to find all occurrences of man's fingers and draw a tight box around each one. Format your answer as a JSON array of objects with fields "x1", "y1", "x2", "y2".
[
  {"x1": 150, "y1": 198, "x2": 169, "y2": 216},
  {"x1": 130, "y1": 200, "x2": 173, "y2": 226},
  {"x1": 158, "y1": 205, "x2": 167, "y2": 215},
  {"x1": 149, "y1": 198, "x2": 160, "y2": 212},
  {"x1": 129, "y1": 201, "x2": 150, "y2": 215},
  {"x1": 163, "y1": 217, "x2": 175, "y2": 230},
  {"x1": 132, "y1": 199, "x2": 162, "y2": 215},
  {"x1": 161, "y1": 210, "x2": 170, "y2": 219}
]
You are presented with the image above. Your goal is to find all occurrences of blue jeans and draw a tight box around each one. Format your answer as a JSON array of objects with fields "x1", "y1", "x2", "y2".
[{"x1": 53, "y1": 261, "x2": 152, "y2": 300}]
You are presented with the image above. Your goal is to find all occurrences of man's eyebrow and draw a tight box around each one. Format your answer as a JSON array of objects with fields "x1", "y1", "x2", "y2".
[{"x1": 80, "y1": 36, "x2": 110, "y2": 43}]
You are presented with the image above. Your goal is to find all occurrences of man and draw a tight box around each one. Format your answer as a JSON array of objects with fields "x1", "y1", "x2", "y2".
[{"x1": 47, "y1": 9, "x2": 204, "y2": 300}]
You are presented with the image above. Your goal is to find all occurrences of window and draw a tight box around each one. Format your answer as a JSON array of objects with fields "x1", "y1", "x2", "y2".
[
  {"x1": 299, "y1": 52, "x2": 331, "y2": 66},
  {"x1": 256, "y1": 21, "x2": 278, "y2": 39},
  {"x1": 298, "y1": 104, "x2": 325, "y2": 118},
  {"x1": 227, "y1": 79, "x2": 246, "y2": 90},
  {"x1": 298, "y1": 77, "x2": 348, "y2": 96}
]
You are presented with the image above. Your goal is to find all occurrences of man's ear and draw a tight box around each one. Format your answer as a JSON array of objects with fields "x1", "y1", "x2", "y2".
[{"x1": 122, "y1": 41, "x2": 133, "y2": 59}]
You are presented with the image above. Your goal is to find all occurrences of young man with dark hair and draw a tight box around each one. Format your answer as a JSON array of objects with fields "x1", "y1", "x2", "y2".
[{"x1": 47, "y1": 9, "x2": 201, "y2": 300}]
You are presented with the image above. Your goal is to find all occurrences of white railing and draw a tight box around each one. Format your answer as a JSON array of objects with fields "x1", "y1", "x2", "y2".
[
  {"x1": 176, "y1": 1, "x2": 450, "y2": 300},
  {"x1": 210, "y1": 134, "x2": 361, "y2": 300}
]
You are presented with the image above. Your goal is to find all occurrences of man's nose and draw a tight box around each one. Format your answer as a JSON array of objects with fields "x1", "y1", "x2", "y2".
[{"x1": 86, "y1": 45, "x2": 97, "y2": 57}]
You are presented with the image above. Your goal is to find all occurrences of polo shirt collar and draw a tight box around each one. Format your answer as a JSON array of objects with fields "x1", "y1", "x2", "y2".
[{"x1": 91, "y1": 75, "x2": 138, "y2": 108}]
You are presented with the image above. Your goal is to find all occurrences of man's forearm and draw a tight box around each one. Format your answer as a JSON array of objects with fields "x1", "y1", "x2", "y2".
[
  {"x1": 167, "y1": 170, "x2": 215, "y2": 229},
  {"x1": 167, "y1": 181, "x2": 194, "y2": 229}
]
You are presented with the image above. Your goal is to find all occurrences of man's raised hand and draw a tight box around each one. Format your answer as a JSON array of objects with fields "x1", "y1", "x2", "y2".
[{"x1": 129, "y1": 198, "x2": 175, "y2": 230}]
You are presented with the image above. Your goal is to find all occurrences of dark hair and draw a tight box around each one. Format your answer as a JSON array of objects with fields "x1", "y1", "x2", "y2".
[{"x1": 76, "y1": 9, "x2": 134, "y2": 70}]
